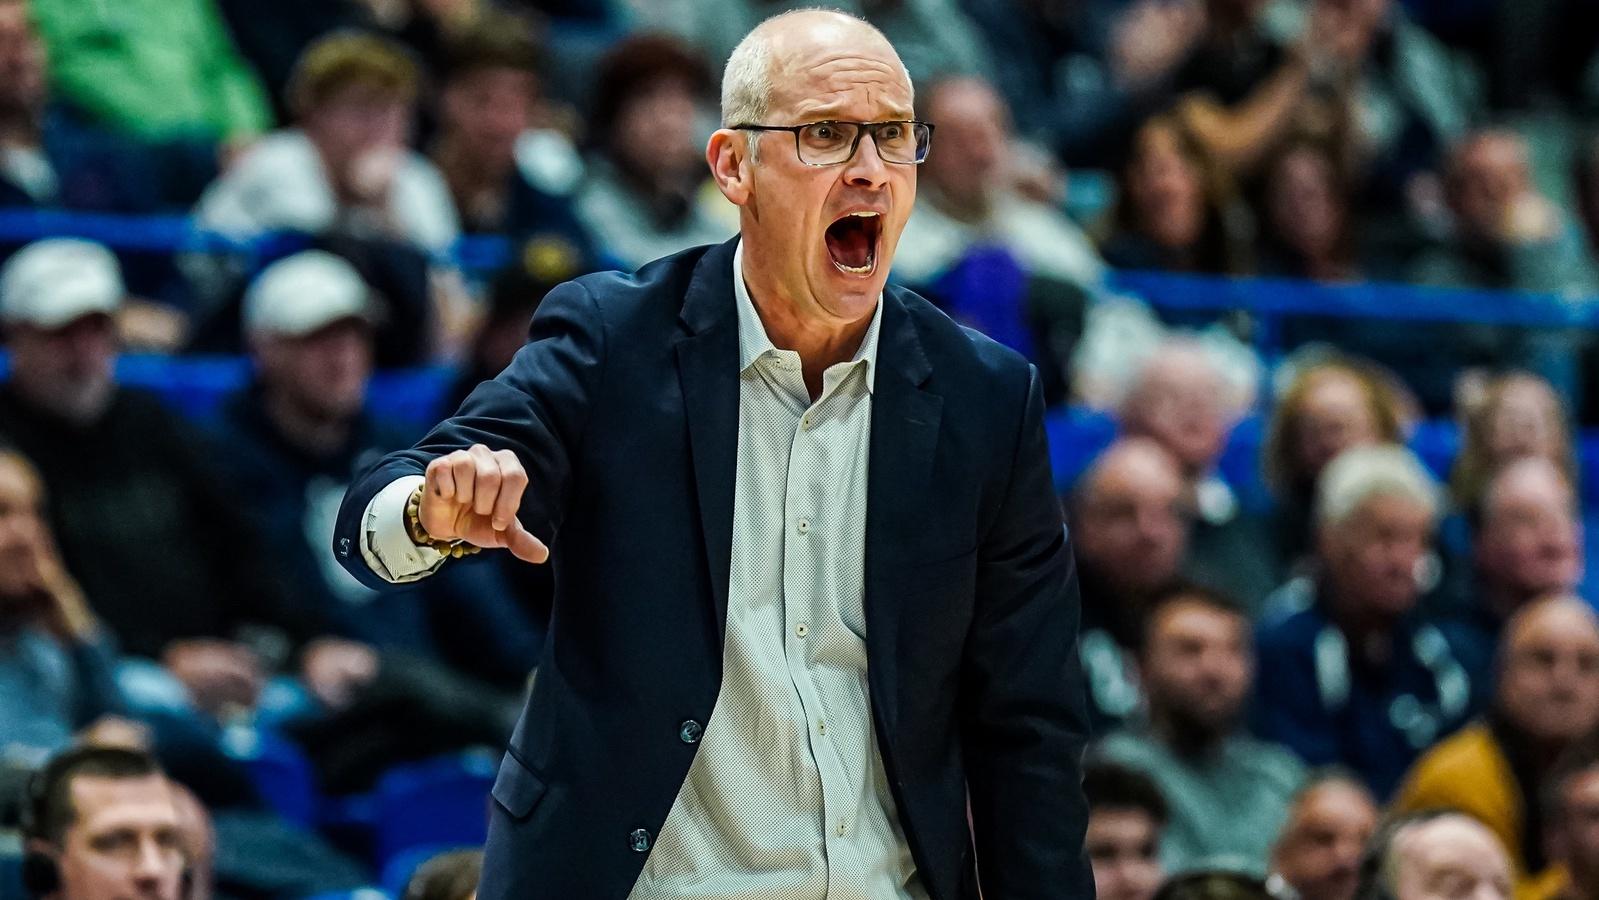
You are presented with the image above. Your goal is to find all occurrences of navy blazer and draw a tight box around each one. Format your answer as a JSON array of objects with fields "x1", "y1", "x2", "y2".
[{"x1": 334, "y1": 238, "x2": 1092, "y2": 899}]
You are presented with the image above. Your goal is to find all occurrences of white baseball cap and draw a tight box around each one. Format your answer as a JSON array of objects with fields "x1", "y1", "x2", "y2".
[
  {"x1": 243, "y1": 250, "x2": 377, "y2": 338},
  {"x1": 0, "y1": 238, "x2": 125, "y2": 329}
]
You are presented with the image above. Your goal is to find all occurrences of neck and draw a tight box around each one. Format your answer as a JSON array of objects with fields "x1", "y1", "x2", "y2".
[
  {"x1": 739, "y1": 251, "x2": 874, "y2": 400},
  {"x1": 263, "y1": 390, "x2": 352, "y2": 457},
  {"x1": 434, "y1": 134, "x2": 511, "y2": 197}
]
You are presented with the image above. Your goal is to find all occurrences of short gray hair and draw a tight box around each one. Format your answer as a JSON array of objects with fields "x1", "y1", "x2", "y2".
[{"x1": 1316, "y1": 445, "x2": 1440, "y2": 529}]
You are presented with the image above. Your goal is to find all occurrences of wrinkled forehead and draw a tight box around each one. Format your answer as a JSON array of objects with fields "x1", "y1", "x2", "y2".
[{"x1": 766, "y1": 32, "x2": 912, "y2": 122}]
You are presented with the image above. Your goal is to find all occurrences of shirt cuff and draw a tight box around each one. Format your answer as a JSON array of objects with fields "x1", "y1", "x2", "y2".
[{"x1": 361, "y1": 475, "x2": 446, "y2": 583}]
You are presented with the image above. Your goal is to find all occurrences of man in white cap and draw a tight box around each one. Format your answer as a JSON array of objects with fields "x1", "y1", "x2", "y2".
[{"x1": 0, "y1": 238, "x2": 323, "y2": 719}]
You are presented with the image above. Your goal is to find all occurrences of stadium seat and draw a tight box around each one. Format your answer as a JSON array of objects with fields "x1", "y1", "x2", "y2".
[
  {"x1": 372, "y1": 749, "x2": 498, "y2": 869},
  {"x1": 222, "y1": 726, "x2": 319, "y2": 828},
  {"x1": 379, "y1": 843, "x2": 474, "y2": 898}
]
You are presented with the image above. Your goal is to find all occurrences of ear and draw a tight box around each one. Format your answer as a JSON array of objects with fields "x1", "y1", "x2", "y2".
[{"x1": 707, "y1": 129, "x2": 753, "y2": 207}]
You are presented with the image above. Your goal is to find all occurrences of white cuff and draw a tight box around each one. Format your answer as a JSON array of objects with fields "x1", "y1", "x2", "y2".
[{"x1": 361, "y1": 475, "x2": 446, "y2": 583}]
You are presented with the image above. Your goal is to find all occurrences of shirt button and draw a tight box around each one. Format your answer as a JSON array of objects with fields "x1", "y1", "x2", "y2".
[
  {"x1": 817, "y1": 720, "x2": 827, "y2": 736},
  {"x1": 836, "y1": 820, "x2": 847, "y2": 836},
  {"x1": 678, "y1": 719, "x2": 703, "y2": 744},
  {"x1": 629, "y1": 828, "x2": 652, "y2": 853},
  {"x1": 802, "y1": 414, "x2": 813, "y2": 429},
  {"x1": 795, "y1": 623, "x2": 809, "y2": 639},
  {"x1": 796, "y1": 518, "x2": 810, "y2": 535}
]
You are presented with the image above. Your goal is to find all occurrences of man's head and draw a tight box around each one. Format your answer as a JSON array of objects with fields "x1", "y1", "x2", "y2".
[
  {"x1": 1139, "y1": 582, "x2": 1253, "y2": 743},
  {"x1": 0, "y1": 447, "x2": 50, "y2": 606},
  {"x1": 1543, "y1": 736, "x2": 1599, "y2": 896},
  {"x1": 1315, "y1": 446, "x2": 1439, "y2": 623},
  {"x1": 1358, "y1": 812, "x2": 1512, "y2": 900},
  {"x1": 1070, "y1": 438, "x2": 1190, "y2": 595},
  {"x1": 707, "y1": 11, "x2": 919, "y2": 335},
  {"x1": 437, "y1": 15, "x2": 541, "y2": 173},
  {"x1": 21, "y1": 746, "x2": 186, "y2": 900},
  {"x1": 288, "y1": 32, "x2": 419, "y2": 189},
  {"x1": 918, "y1": 76, "x2": 1009, "y2": 218},
  {"x1": 1266, "y1": 359, "x2": 1402, "y2": 499},
  {"x1": 1083, "y1": 759, "x2": 1167, "y2": 900},
  {"x1": 1272, "y1": 773, "x2": 1379, "y2": 900},
  {"x1": 0, "y1": 239, "x2": 124, "y2": 425},
  {"x1": 1495, "y1": 595, "x2": 1599, "y2": 745},
  {"x1": 0, "y1": 0, "x2": 46, "y2": 117},
  {"x1": 1118, "y1": 341, "x2": 1232, "y2": 478},
  {"x1": 243, "y1": 251, "x2": 376, "y2": 427},
  {"x1": 1473, "y1": 457, "x2": 1582, "y2": 610},
  {"x1": 1446, "y1": 131, "x2": 1533, "y2": 244},
  {"x1": 591, "y1": 34, "x2": 713, "y2": 191}
]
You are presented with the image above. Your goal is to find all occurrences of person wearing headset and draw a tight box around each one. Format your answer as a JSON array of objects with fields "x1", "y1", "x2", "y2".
[{"x1": 20, "y1": 745, "x2": 188, "y2": 900}]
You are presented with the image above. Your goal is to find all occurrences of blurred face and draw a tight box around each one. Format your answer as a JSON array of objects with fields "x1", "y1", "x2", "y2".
[
  {"x1": 54, "y1": 775, "x2": 185, "y2": 900},
  {"x1": 0, "y1": 453, "x2": 47, "y2": 602},
  {"x1": 1129, "y1": 124, "x2": 1204, "y2": 251},
  {"x1": 1552, "y1": 768, "x2": 1599, "y2": 891},
  {"x1": 921, "y1": 78, "x2": 1008, "y2": 214},
  {"x1": 1392, "y1": 817, "x2": 1513, "y2": 900},
  {"x1": 257, "y1": 320, "x2": 372, "y2": 425},
  {"x1": 1477, "y1": 462, "x2": 1582, "y2": 603},
  {"x1": 0, "y1": 0, "x2": 46, "y2": 114},
  {"x1": 1142, "y1": 599, "x2": 1252, "y2": 734},
  {"x1": 1496, "y1": 600, "x2": 1599, "y2": 742},
  {"x1": 1088, "y1": 808, "x2": 1164, "y2": 900},
  {"x1": 1274, "y1": 782, "x2": 1379, "y2": 900},
  {"x1": 6, "y1": 314, "x2": 118, "y2": 425},
  {"x1": 1294, "y1": 371, "x2": 1382, "y2": 483},
  {"x1": 1270, "y1": 148, "x2": 1344, "y2": 263},
  {"x1": 1484, "y1": 377, "x2": 1563, "y2": 469},
  {"x1": 613, "y1": 76, "x2": 705, "y2": 186},
  {"x1": 1320, "y1": 493, "x2": 1433, "y2": 620},
  {"x1": 306, "y1": 83, "x2": 411, "y2": 174},
  {"x1": 1123, "y1": 354, "x2": 1230, "y2": 476},
  {"x1": 441, "y1": 66, "x2": 537, "y2": 170},
  {"x1": 1450, "y1": 135, "x2": 1529, "y2": 241},
  {"x1": 713, "y1": 15, "x2": 918, "y2": 337},
  {"x1": 1073, "y1": 442, "x2": 1190, "y2": 592}
]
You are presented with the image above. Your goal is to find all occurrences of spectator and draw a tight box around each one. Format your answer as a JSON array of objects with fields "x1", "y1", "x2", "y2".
[
  {"x1": 19, "y1": 746, "x2": 187, "y2": 900},
  {"x1": 404, "y1": 848, "x2": 483, "y2": 900},
  {"x1": 1266, "y1": 772, "x2": 1379, "y2": 900},
  {"x1": 1410, "y1": 129, "x2": 1593, "y2": 297},
  {"x1": 1084, "y1": 759, "x2": 1168, "y2": 900},
  {"x1": 1101, "y1": 116, "x2": 1251, "y2": 276},
  {"x1": 1254, "y1": 446, "x2": 1475, "y2": 798},
  {"x1": 1354, "y1": 812, "x2": 1514, "y2": 900},
  {"x1": 1262, "y1": 356, "x2": 1407, "y2": 578},
  {"x1": 1099, "y1": 582, "x2": 1307, "y2": 876},
  {"x1": 1576, "y1": 134, "x2": 1599, "y2": 261},
  {"x1": 1119, "y1": 340, "x2": 1277, "y2": 610},
  {"x1": 0, "y1": 0, "x2": 216, "y2": 213},
  {"x1": 1540, "y1": 736, "x2": 1599, "y2": 900},
  {"x1": 193, "y1": 31, "x2": 458, "y2": 259},
  {"x1": 23, "y1": 0, "x2": 271, "y2": 143},
  {"x1": 1451, "y1": 372, "x2": 1575, "y2": 516},
  {"x1": 429, "y1": 14, "x2": 595, "y2": 265},
  {"x1": 0, "y1": 239, "x2": 323, "y2": 713},
  {"x1": 0, "y1": 447, "x2": 125, "y2": 760},
  {"x1": 1391, "y1": 596, "x2": 1599, "y2": 895},
  {"x1": 1068, "y1": 437, "x2": 1192, "y2": 731},
  {"x1": 573, "y1": 34, "x2": 730, "y2": 269},
  {"x1": 1257, "y1": 139, "x2": 1360, "y2": 282}
]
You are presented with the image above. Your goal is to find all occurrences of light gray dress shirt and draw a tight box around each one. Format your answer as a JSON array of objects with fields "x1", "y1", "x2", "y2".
[{"x1": 360, "y1": 242, "x2": 925, "y2": 898}]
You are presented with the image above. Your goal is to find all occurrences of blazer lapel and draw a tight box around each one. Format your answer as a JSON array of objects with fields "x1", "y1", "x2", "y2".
[
  {"x1": 864, "y1": 289, "x2": 942, "y2": 744},
  {"x1": 674, "y1": 238, "x2": 741, "y2": 645}
]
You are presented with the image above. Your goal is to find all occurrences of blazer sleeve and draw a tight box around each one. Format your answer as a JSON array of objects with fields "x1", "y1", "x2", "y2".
[
  {"x1": 961, "y1": 366, "x2": 1094, "y2": 898},
  {"x1": 333, "y1": 279, "x2": 607, "y2": 591}
]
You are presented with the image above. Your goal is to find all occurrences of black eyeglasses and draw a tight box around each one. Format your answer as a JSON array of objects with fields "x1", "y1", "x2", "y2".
[{"x1": 731, "y1": 120, "x2": 934, "y2": 166}]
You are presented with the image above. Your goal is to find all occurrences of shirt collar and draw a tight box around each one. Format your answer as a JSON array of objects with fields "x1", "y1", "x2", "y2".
[{"x1": 733, "y1": 239, "x2": 882, "y2": 393}]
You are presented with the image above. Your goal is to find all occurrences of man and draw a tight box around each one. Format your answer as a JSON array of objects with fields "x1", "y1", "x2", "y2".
[
  {"x1": 0, "y1": 446, "x2": 125, "y2": 759},
  {"x1": 1117, "y1": 342, "x2": 1277, "y2": 611},
  {"x1": 1099, "y1": 582, "x2": 1306, "y2": 875},
  {"x1": 334, "y1": 9, "x2": 1091, "y2": 898},
  {"x1": 1391, "y1": 596, "x2": 1599, "y2": 894},
  {"x1": 20, "y1": 746, "x2": 187, "y2": 900},
  {"x1": 1254, "y1": 445, "x2": 1476, "y2": 799},
  {"x1": 1266, "y1": 773, "x2": 1379, "y2": 900},
  {"x1": 0, "y1": 239, "x2": 321, "y2": 718},
  {"x1": 1069, "y1": 437, "x2": 1191, "y2": 731},
  {"x1": 1083, "y1": 759, "x2": 1168, "y2": 900},
  {"x1": 1540, "y1": 737, "x2": 1599, "y2": 900},
  {"x1": 1354, "y1": 812, "x2": 1514, "y2": 900}
]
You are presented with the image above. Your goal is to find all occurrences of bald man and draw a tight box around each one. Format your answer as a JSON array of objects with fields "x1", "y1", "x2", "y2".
[
  {"x1": 334, "y1": 9, "x2": 1091, "y2": 899},
  {"x1": 1358, "y1": 813, "x2": 1514, "y2": 900},
  {"x1": 1268, "y1": 774, "x2": 1378, "y2": 900},
  {"x1": 1392, "y1": 596, "x2": 1599, "y2": 894}
]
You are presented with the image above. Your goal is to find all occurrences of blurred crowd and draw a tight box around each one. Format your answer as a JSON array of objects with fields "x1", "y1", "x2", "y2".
[{"x1": 2, "y1": 0, "x2": 1599, "y2": 897}]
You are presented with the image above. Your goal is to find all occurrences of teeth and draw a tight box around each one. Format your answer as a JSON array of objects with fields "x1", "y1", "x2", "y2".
[
  {"x1": 848, "y1": 211, "x2": 879, "y2": 218},
  {"x1": 836, "y1": 262, "x2": 872, "y2": 274}
]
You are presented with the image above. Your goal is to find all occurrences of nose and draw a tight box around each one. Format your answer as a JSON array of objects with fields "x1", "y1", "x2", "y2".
[{"x1": 843, "y1": 131, "x2": 890, "y2": 189}]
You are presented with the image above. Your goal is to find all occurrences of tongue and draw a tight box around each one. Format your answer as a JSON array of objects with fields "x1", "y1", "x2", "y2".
[{"x1": 826, "y1": 218, "x2": 872, "y2": 269}]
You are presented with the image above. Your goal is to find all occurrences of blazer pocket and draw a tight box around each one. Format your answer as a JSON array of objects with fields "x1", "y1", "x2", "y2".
[{"x1": 491, "y1": 752, "x2": 548, "y2": 820}]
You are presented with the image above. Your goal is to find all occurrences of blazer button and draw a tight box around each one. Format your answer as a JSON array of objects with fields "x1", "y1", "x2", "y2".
[
  {"x1": 629, "y1": 828, "x2": 653, "y2": 853},
  {"x1": 679, "y1": 719, "x2": 703, "y2": 744}
]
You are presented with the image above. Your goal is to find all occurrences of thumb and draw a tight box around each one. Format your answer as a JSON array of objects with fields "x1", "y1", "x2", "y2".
[{"x1": 503, "y1": 519, "x2": 550, "y2": 565}]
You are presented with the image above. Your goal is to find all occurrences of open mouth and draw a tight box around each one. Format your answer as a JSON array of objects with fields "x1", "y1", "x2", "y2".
[{"x1": 824, "y1": 211, "x2": 881, "y2": 276}]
